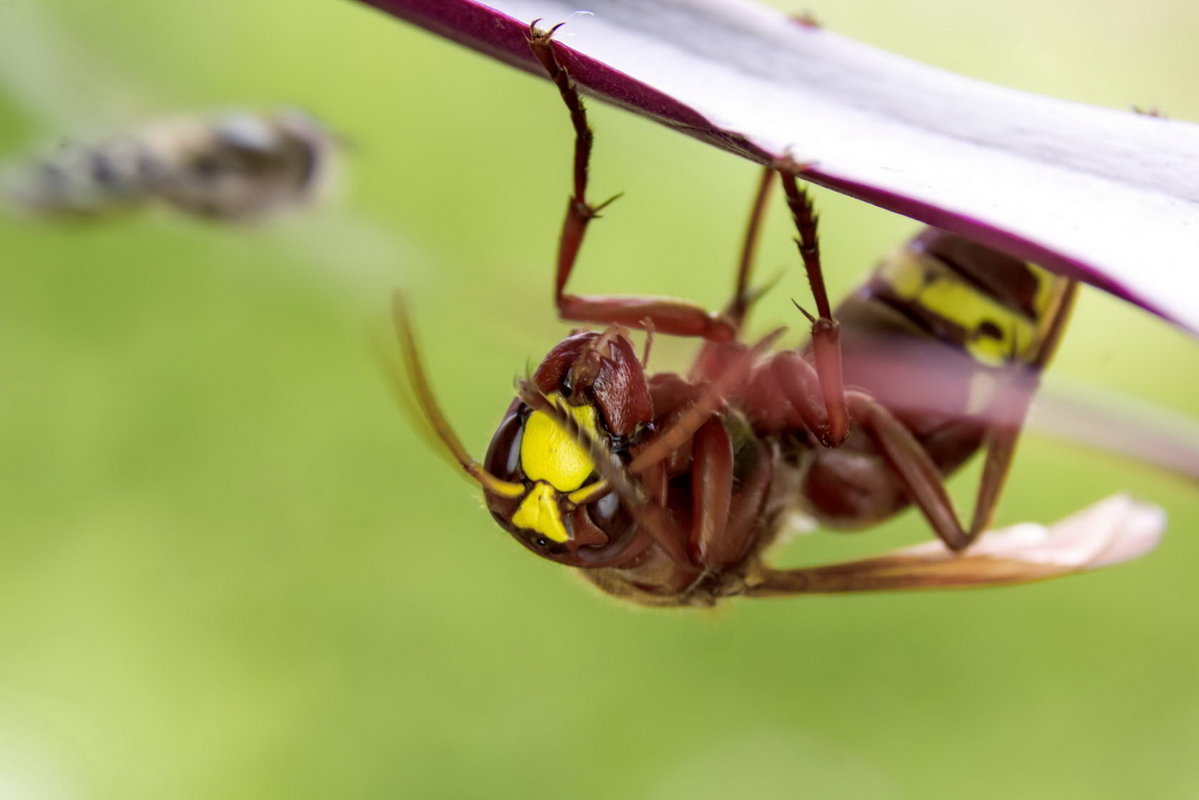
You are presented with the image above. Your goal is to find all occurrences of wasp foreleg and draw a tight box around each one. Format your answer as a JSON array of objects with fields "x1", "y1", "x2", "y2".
[
  {"x1": 527, "y1": 22, "x2": 736, "y2": 340},
  {"x1": 777, "y1": 168, "x2": 848, "y2": 447}
]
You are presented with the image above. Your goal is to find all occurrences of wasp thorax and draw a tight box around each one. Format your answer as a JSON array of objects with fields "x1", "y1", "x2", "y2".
[{"x1": 479, "y1": 329, "x2": 649, "y2": 567}]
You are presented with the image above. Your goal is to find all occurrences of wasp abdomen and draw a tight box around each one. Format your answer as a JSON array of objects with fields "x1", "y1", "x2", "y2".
[
  {"x1": 832, "y1": 228, "x2": 1069, "y2": 426},
  {"x1": 794, "y1": 228, "x2": 1072, "y2": 530},
  {"x1": 854, "y1": 229, "x2": 1063, "y2": 365}
]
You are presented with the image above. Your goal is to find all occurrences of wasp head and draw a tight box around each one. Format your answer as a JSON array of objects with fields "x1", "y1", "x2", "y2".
[
  {"x1": 481, "y1": 329, "x2": 655, "y2": 567},
  {"x1": 394, "y1": 292, "x2": 659, "y2": 568}
]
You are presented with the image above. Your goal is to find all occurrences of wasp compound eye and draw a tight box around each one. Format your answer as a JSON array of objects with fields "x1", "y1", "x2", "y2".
[
  {"x1": 586, "y1": 490, "x2": 634, "y2": 547},
  {"x1": 483, "y1": 408, "x2": 526, "y2": 483}
]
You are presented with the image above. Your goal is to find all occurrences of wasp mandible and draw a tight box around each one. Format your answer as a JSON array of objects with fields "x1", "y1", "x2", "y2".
[{"x1": 391, "y1": 22, "x2": 1147, "y2": 608}]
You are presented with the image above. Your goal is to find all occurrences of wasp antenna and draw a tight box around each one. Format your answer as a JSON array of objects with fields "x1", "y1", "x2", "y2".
[
  {"x1": 374, "y1": 320, "x2": 453, "y2": 469},
  {"x1": 391, "y1": 291, "x2": 524, "y2": 498}
]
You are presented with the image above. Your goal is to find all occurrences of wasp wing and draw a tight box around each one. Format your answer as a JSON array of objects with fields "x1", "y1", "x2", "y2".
[
  {"x1": 746, "y1": 494, "x2": 1163, "y2": 594},
  {"x1": 1028, "y1": 379, "x2": 1199, "y2": 483},
  {"x1": 822, "y1": 336, "x2": 1199, "y2": 483}
]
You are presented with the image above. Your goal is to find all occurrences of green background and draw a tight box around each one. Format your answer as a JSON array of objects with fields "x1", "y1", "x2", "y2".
[{"x1": 1, "y1": 1, "x2": 1197, "y2": 797}]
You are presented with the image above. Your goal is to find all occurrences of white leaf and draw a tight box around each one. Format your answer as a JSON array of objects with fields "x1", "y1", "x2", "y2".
[{"x1": 892, "y1": 494, "x2": 1165, "y2": 571}]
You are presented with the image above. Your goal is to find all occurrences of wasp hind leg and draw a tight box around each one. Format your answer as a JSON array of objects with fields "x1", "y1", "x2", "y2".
[
  {"x1": 965, "y1": 276, "x2": 1080, "y2": 533},
  {"x1": 846, "y1": 277, "x2": 1079, "y2": 552},
  {"x1": 527, "y1": 22, "x2": 736, "y2": 340}
]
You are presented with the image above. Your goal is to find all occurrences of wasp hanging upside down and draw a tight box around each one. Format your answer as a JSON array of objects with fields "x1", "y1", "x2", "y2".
[{"x1": 394, "y1": 23, "x2": 1156, "y2": 607}]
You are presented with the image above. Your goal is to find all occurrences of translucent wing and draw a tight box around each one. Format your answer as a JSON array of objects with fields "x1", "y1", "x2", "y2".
[
  {"x1": 824, "y1": 335, "x2": 1199, "y2": 483},
  {"x1": 746, "y1": 494, "x2": 1164, "y2": 594}
]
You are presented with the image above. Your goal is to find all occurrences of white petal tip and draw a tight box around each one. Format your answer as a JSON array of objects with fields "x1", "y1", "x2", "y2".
[{"x1": 899, "y1": 494, "x2": 1166, "y2": 571}]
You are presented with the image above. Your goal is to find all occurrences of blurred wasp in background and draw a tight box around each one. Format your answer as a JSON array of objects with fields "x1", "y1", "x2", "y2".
[
  {"x1": 4, "y1": 108, "x2": 335, "y2": 222},
  {"x1": 393, "y1": 23, "x2": 1163, "y2": 607}
]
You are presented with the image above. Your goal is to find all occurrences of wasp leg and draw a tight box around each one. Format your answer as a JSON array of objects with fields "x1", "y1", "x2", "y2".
[
  {"x1": 845, "y1": 261, "x2": 1064, "y2": 553},
  {"x1": 679, "y1": 417, "x2": 776, "y2": 599},
  {"x1": 846, "y1": 389, "x2": 977, "y2": 550},
  {"x1": 724, "y1": 166, "x2": 776, "y2": 332},
  {"x1": 630, "y1": 328, "x2": 786, "y2": 475},
  {"x1": 689, "y1": 417, "x2": 773, "y2": 575},
  {"x1": 777, "y1": 169, "x2": 849, "y2": 447},
  {"x1": 688, "y1": 417, "x2": 734, "y2": 563},
  {"x1": 729, "y1": 344, "x2": 841, "y2": 446},
  {"x1": 527, "y1": 23, "x2": 736, "y2": 341},
  {"x1": 768, "y1": 351, "x2": 842, "y2": 442},
  {"x1": 967, "y1": 278, "x2": 1080, "y2": 533},
  {"x1": 690, "y1": 167, "x2": 778, "y2": 382}
]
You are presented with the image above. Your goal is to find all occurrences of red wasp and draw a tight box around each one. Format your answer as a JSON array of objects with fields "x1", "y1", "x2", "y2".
[{"x1": 391, "y1": 22, "x2": 1155, "y2": 607}]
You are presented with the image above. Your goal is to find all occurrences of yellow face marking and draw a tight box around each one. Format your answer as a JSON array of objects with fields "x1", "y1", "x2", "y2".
[
  {"x1": 511, "y1": 481, "x2": 570, "y2": 543},
  {"x1": 567, "y1": 479, "x2": 609, "y2": 506},
  {"x1": 519, "y1": 393, "x2": 600, "y2": 493}
]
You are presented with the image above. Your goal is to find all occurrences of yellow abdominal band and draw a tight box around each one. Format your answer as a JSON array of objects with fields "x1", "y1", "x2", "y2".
[{"x1": 879, "y1": 251, "x2": 1045, "y2": 365}]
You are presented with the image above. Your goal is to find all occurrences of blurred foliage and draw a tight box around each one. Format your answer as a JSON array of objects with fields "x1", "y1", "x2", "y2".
[{"x1": 0, "y1": 0, "x2": 1196, "y2": 798}]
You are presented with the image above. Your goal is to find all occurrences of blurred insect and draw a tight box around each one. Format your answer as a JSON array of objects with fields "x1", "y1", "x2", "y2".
[
  {"x1": 4, "y1": 108, "x2": 335, "y2": 221},
  {"x1": 393, "y1": 23, "x2": 1161, "y2": 607}
]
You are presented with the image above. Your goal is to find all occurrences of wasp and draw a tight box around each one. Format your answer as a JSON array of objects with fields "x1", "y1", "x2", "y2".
[
  {"x1": 4, "y1": 108, "x2": 334, "y2": 222},
  {"x1": 392, "y1": 23, "x2": 1124, "y2": 607}
]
